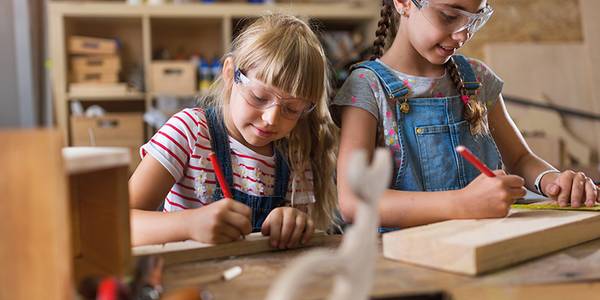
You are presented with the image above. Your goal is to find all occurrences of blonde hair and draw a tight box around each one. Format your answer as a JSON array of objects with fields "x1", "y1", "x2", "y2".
[
  {"x1": 200, "y1": 14, "x2": 339, "y2": 230},
  {"x1": 372, "y1": 0, "x2": 488, "y2": 135}
]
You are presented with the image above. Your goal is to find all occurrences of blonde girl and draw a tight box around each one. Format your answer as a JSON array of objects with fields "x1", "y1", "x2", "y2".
[{"x1": 129, "y1": 14, "x2": 338, "y2": 247}]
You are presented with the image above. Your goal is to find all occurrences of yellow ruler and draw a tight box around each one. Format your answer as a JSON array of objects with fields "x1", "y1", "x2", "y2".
[{"x1": 511, "y1": 203, "x2": 600, "y2": 211}]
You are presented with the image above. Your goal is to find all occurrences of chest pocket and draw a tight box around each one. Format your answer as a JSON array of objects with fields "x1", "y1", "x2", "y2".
[{"x1": 415, "y1": 120, "x2": 502, "y2": 191}]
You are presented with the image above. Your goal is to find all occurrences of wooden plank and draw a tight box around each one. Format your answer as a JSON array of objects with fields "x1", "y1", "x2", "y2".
[
  {"x1": 133, "y1": 231, "x2": 334, "y2": 266},
  {"x1": 382, "y1": 209, "x2": 600, "y2": 275},
  {"x1": 0, "y1": 129, "x2": 73, "y2": 300},
  {"x1": 484, "y1": 43, "x2": 597, "y2": 165}
]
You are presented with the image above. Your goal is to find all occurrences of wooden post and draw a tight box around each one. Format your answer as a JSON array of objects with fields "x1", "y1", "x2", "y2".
[{"x1": 0, "y1": 129, "x2": 73, "y2": 300}]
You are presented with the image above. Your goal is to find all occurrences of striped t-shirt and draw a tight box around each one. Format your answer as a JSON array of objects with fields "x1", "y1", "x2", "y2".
[{"x1": 141, "y1": 108, "x2": 315, "y2": 212}]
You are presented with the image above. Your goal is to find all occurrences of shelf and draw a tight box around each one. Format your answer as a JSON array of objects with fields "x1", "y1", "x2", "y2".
[
  {"x1": 150, "y1": 91, "x2": 207, "y2": 98},
  {"x1": 151, "y1": 17, "x2": 223, "y2": 60},
  {"x1": 50, "y1": 2, "x2": 378, "y2": 19},
  {"x1": 67, "y1": 91, "x2": 146, "y2": 101},
  {"x1": 49, "y1": 0, "x2": 378, "y2": 145}
]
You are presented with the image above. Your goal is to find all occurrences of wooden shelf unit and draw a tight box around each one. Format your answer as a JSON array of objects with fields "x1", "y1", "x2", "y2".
[{"x1": 49, "y1": 1, "x2": 379, "y2": 145}]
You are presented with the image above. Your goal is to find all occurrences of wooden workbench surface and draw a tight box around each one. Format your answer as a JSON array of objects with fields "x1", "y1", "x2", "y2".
[{"x1": 161, "y1": 235, "x2": 600, "y2": 300}]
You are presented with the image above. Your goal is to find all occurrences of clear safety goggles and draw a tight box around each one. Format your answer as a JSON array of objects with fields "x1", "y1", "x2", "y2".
[
  {"x1": 233, "y1": 68, "x2": 316, "y2": 120},
  {"x1": 411, "y1": 0, "x2": 494, "y2": 34}
]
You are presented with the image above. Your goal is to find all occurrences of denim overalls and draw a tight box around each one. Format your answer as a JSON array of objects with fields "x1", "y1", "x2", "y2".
[
  {"x1": 352, "y1": 55, "x2": 502, "y2": 232},
  {"x1": 205, "y1": 108, "x2": 290, "y2": 232}
]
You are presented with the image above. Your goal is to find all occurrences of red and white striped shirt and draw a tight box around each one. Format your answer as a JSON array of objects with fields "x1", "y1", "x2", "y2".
[{"x1": 141, "y1": 108, "x2": 314, "y2": 212}]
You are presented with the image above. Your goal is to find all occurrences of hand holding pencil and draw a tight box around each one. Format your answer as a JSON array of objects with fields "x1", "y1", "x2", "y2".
[
  {"x1": 455, "y1": 145, "x2": 526, "y2": 219},
  {"x1": 183, "y1": 153, "x2": 251, "y2": 244}
]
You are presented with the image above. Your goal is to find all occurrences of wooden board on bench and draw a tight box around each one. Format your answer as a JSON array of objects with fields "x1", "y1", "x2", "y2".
[{"x1": 382, "y1": 209, "x2": 600, "y2": 275}]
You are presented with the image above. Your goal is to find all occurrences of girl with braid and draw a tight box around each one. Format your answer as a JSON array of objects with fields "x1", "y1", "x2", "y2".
[{"x1": 333, "y1": 0, "x2": 600, "y2": 231}]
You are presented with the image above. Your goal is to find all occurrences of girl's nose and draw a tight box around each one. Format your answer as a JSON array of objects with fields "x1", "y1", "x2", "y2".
[
  {"x1": 451, "y1": 28, "x2": 470, "y2": 43},
  {"x1": 261, "y1": 104, "x2": 282, "y2": 125}
]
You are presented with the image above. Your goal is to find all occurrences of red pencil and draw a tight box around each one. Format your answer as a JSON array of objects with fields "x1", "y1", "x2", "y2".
[
  {"x1": 208, "y1": 152, "x2": 233, "y2": 199},
  {"x1": 455, "y1": 145, "x2": 496, "y2": 177}
]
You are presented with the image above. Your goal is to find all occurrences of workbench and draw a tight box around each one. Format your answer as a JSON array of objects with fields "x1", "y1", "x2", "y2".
[{"x1": 160, "y1": 235, "x2": 600, "y2": 300}]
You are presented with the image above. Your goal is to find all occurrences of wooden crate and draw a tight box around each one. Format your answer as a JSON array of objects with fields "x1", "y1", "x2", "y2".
[
  {"x1": 68, "y1": 35, "x2": 118, "y2": 55},
  {"x1": 150, "y1": 61, "x2": 197, "y2": 95},
  {"x1": 70, "y1": 113, "x2": 144, "y2": 171},
  {"x1": 71, "y1": 55, "x2": 121, "y2": 73},
  {"x1": 71, "y1": 69, "x2": 119, "y2": 83},
  {"x1": 63, "y1": 147, "x2": 132, "y2": 282}
]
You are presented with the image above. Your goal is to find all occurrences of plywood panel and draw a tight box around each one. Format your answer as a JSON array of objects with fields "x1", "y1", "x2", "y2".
[
  {"x1": 383, "y1": 209, "x2": 600, "y2": 275},
  {"x1": 484, "y1": 43, "x2": 598, "y2": 165},
  {"x1": 462, "y1": 0, "x2": 582, "y2": 59},
  {"x1": 580, "y1": 0, "x2": 600, "y2": 154}
]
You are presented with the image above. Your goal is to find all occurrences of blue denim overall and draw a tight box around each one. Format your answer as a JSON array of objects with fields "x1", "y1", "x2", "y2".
[
  {"x1": 352, "y1": 55, "x2": 502, "y2": 232},
  {"x1": 206, "y1": 108, "x2": 290, "y2": 232}
]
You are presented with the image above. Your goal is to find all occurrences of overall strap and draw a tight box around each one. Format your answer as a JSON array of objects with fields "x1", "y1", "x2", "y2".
[
  {"x1": 450, "y1": 54, "x2": 481, "y2": 96},
  {"x1": 273, "y1": 149, "x2": 290, "y2": 198},
  {"x1": 205, "y1": 108, "x2": 235, "y2": 190},
  {"x1": 351, "y1": 60, "x2": 410, "y2": 99}
]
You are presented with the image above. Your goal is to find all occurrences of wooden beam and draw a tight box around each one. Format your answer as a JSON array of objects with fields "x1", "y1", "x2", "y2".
[{"x1": 383, "y1": 209, "x2": 600, "y2": 275}]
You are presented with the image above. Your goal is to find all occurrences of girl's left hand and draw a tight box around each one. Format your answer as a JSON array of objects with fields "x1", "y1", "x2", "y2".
[
  {"x1": 261, "y1": 207, "x2": 315, "y2": 249},
  {"x1": 543, "y1": 170, "x2": 600, "y2": 207}
]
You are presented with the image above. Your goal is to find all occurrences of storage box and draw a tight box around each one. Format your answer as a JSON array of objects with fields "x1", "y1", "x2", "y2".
[
  {"x1": 150, "y1": 61, "x2": 197, "y2": 95},
  {"x1": 68, "y1": 35, "x2": 118, "y2": 55},
  {"x1": 71, "y1": 70, "x2": 119, "y2": 83},
  {"x1": 70, "y1": 113, "x2": 144, "y2": 171},
  {"x1": 71, "y1": 55, "x2": 121, "y2": 73}
]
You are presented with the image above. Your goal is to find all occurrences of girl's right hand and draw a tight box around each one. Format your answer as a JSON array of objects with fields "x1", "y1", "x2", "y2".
[
  {"x1": 457, "y1": 170, "x2": 527, "y2": 219},
  {"x1": 186, "y1": 198, "x2": 252, "y2": 244}
]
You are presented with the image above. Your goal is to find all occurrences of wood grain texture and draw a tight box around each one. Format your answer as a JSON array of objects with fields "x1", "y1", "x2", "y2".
[
  {"x1": 0, "y1": 129, "x2": 73, "y2": 300},
  {"x1": 382, "y1": 209, "x2": 600, "y2": 275}
]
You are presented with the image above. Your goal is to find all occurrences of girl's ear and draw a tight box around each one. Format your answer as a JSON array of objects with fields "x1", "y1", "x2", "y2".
[
  {"x1": 393, "y1": 0, "x2": 412, "y2": 16},
  {"x1": 222, "y1": 56, "x2": 234, "y2": 87}
]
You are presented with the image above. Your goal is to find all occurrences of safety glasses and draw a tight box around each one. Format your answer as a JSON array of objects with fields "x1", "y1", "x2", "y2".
[
  {"x1": 233, "y1": 68, "x2": 316, "y2": 120},
  {"x1": 411, "y1": 0, "x2": 494, "y2": 34}
]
